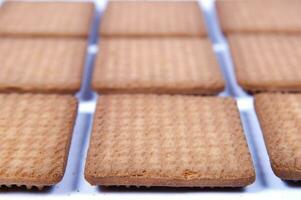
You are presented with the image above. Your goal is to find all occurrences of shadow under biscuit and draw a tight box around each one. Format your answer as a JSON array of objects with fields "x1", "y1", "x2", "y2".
[
  {"x1": 0, "y1": 185, "x2": 52, "y2": 193},
  {"x1": 284, "y1": 180, "x2": 301, "y2": 188},
  {"x1": 97, "y1": 186, "x2": 245, "y2": 193}
]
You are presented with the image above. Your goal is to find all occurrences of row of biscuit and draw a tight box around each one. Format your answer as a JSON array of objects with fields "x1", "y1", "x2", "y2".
[
  {"x1": 85, "y1": 0, "x2": 256, "y2": 187},
  {"x1": 0, "y1": 0, "x2": 93, "y2": 189},
  {"x1": 217, "y1": 0, "x2": 301, "y2": 180},
  {"x1": 0, "y1": 0, "x2": 257, "y2": 189}
]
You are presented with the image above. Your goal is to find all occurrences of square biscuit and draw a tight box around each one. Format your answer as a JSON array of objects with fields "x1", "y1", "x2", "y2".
[
  {"x1": 0, "y1": 94, "x2": 77, "y2": 189},
  {"x1": 0, "y1": 37, "x2": 87, "y2": 94},
  {"x1": 0, "y1": 1, "x2": 94, "y2": 37},
  {"x1": 216, "y1": 0, "x2": 301, "y2": 34},
  {"x1": 100, "y1": 1, "x2": 207, "y2": 37},
  {"x1": 255, "y1": 93, "x2": 301, "y2": 180},
  {"x1": 92, "y1": 38, "x2": 224, "y2": 95},
  {"x1": 85, "y1": 94, "x2": 255, "y2": 187},
  {"x1": 228, "y1": 34, "x2": 301, "y2": 93}
]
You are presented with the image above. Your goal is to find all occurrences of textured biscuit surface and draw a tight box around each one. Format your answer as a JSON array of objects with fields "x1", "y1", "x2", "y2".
[
  {"x1": 100, "y1": 1, "x2": 206, "y2": 37},
  {"x1": 0, "y1": 94, "x2": 77, "y2": 188},
  {"x1": 216, "y1": 0, "x2": 301, "y2": 34},
  {"x1": 255, "y1": 93, "x2": 301, "y2": 180},
  {"x1": 85, "y1": 94, "x2": 255, "y2": 187},
  {"x1": 228, "y1": 34, "x2": 301, "y2": 93},
  {"x1": 0, "y1": 37, "x2": 87, "y2": 93},
  {"x1": 93, "y1": 38, "x2": 224, "y2": 95},
  {"x1": 0, "y1": 1, "x2": 94, "y2": 37}
]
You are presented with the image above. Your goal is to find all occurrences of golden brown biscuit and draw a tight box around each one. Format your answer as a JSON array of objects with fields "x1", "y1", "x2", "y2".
[
  {"x1": 255, "y1": 93, "x2": 301, "y2": 180},
  {"x1": 100, "y1": 1, "x2": 207, "y2": 37},
  {"x1": 0, "y1": 1, "x2": 94, "y2": 37},
  {"x1": 216, "y1": 0, "x2": 301, "y2": 34},
  {"x1": 0, "y1": 37, "x2": 87, "y2": 93},
  {"x1": 228, "y1": 34, "x2": 301, "y2": 93},
  {"x1": 85, "y1": 94, "x2": 255, "y2": 187},
  {"x1": 0, "y1": 93, "x2": 77, "y2": 189},
  {"x1": 93, "y1": 38, "x2": 224, "y2": 95}
]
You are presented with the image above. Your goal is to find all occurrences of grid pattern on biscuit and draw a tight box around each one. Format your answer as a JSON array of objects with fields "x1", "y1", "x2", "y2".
[
  {"x1": 100, "y1": 1, "x2": 206, "y2": 37},
  {"x1": 0, "y1": 37, "x2": 87, "y2": 93},
  {"x1": 228, "y1": 34, "x2": 301, "y2": 92},
  {"x1": 0, "y1": 2, "x2": 94, "y2": 37},
  {"x1": 217, "y1": 0, "x2": 301, "y2": 33},
  {"x1": 0, "y1": 94, "x2": 77, "y2": 186},
  {"x1": 255, "y1": 93, "x2": 301, "y2": 180},
  {"x1": 85, "y1": 95, "x2": 254, "y2": 186},
  {"x1": 93, "y1": 38, "x2": 224, "y2": 94}
]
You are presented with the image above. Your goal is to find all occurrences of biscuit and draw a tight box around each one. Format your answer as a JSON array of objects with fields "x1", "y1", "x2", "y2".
[
  {"x1": 0, "y1": 37, "x2": 87, "y2": 94},
  {"x1": 0, "y1": 93, "x2": 77, "y2": 189},
  {"x1": 100, "y1": 1, "x2": 207, "y2": 37},
  {"x1": 92, "y1": 38, "x2": 224, "y2": 95},
  {"x1": 85, "y1": 94, "x2": 255, "y2": 187},
  {"x1": 216, "y1": 0, "x2": 301, "y2": 34},
  {"x1": 255, "y1": 93, "x2": 301, "y2": 180},
  {"x1": 0, "y1": 1, "x2": 94, "y2": 37},
  {"x1": 228, "y1": 34, "x2": 301, "y2": 93}
]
